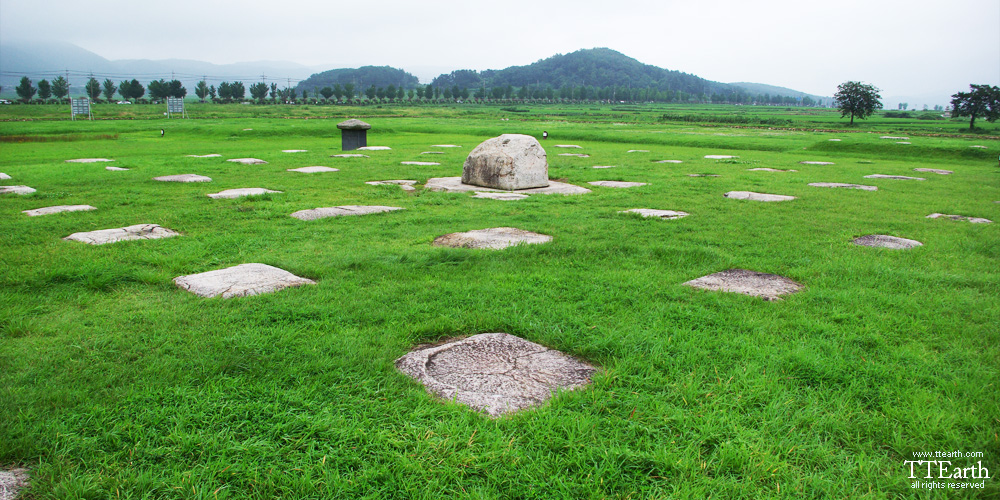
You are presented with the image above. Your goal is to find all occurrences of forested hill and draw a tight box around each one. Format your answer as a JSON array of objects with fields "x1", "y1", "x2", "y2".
[
  {"x1": 296, "y1": 66, "x2": 419, "y2": 92},
  {"x1": 431, "y1": 48, "x2": 730, "y2": 96}
]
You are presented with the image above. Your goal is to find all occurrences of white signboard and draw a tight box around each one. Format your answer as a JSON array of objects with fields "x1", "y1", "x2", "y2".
[
  {"x1": 166, "y1": 97, "x2": 187, "y2": 118},
  {"x1": 70, "y1": 98, "x2": 92, "y2": 120}
]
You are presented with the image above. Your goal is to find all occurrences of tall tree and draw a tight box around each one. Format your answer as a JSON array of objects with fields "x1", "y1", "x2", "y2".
[
  {"x1": 195, "y1": 80, "x2": 210, "y2": 101},
  {"x1": 250, "y1": 82, "x2": 269, "y2": 101},
  {"x1": 950, "y1": 84, "x2": 1000, "y2": 130},
  {"x1": 15, "y1": 77, "x2": 36, "y2": 103},
  {"x1": 365, "y1": 85, "x2": 377, "y2": 100},
  {"x1": 269, "y1": 83, "x2": 278, "y2": 99},
  {"x1": 834, "y1": 81, "x2": 882, "y2": 125},
  {"x1": 343, "y1": 83, "x2": 355, "y2": 100},
  {"x1": 147, "y1": 79, "x2": 169, "y2": 100},
  {"x1": 230, "y1": 82, "x2": 245, "y2": 100},
  {"x1": 102, "y1": 79, "x2": 117, "y2": 102},
  {"x1": 84, "y1": 77, "x2": 101, "y2": 100},
  {"x1": 218, "y1": 82, "x2": 232, "y2": 100},
  {"x1": 332, "y1": 84, "x2": 343, "y2": 101},
  {"x1": 37, "y1": 79, "x2": 52, "y2": 100},
  {"x1": 52, "y1": 76, "x2": 69, "y2": 100},
  {"x1": 320, "y1": 86, "x2": 334, "y2": 100},
  {"x1": 167, "y1": 80, "x2": 186, "y2": 98}
]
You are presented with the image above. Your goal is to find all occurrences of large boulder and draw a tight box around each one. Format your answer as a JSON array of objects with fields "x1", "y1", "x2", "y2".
[{"x1": 462, "y1": 134, "x2": 549, "y2": 190}]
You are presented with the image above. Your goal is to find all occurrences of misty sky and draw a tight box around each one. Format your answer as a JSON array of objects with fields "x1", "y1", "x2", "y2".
[{"x1": 2, "y1": 0, "x2": 998, "y2": 102}]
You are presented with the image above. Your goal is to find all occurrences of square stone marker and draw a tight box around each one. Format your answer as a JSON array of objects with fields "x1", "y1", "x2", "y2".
[
  {"x1": 366, "y1": 180, "x2": 417, "y2": 191},
  {"x1": 23, "y1": 205, "x2": 97, "y2": 217},
  {"x1": 589, "y1": 181, "x2": 648, "y2": 188},
  {"x1": 684, "y1": 269, "x2": 803, "y2": 301},
  {"x1": 395, "y1": 332, "x2": 597, "y2": 417},
  {"x1": 64, "y1": 224, "x2": 180, "y2": 245},
  {"x1": 724, "y1": 191, "x2": 795, "y2": 201},
  {"x1": 289, "y1": 205, "x2": 403, "y2": 221},
  {"x1": 926, "y1": 213, "x2": 992, "y2": 224},
  {"x1": 0, "y1": 185, "x2": 36, "y2": 195},
  {"x1": 620, "y1": 209, "x2": 688, "y2": 219},
  {"x1": 227, "y1": 158, "x2": 268, "y2": 165},
  {"x1": 207, "y1": 188, "x2": 282, "y2": 199},
  {"x1": 288, "y1": 166, "x2": 339, "y2": 173},
  {"x1": 66, "y1": 158, "x2": 113, "y2": 163},
  {"x1": 154, "y1": 174, "x2": 212, "y2": 183},
  {"x1": 853, "y1": 235, "x2": 922, "y2": 249},
  {"x1": 808, "y1": 182, "x2": 877, "y2": 191},
  {"x1": 433, "y1": 227, "x2": 552, "y2": 250},
  {"x1": 173, "y1": 263, "x2": 315, "y2": 298}
]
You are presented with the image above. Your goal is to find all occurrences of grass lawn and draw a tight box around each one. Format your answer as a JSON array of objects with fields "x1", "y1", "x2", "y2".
[{"x1": 1, "y1": 105, "x2": 998, "y2": 499}]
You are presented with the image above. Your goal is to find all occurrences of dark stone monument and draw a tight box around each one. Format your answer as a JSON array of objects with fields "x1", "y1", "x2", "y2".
[{"x1": 337, "y1": 119, "x2": 371, "y2": 151}]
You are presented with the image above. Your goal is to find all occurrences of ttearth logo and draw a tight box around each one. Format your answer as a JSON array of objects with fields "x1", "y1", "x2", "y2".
[{"x1": 904, "y1": 451, "x2": 991, "y2": 491}]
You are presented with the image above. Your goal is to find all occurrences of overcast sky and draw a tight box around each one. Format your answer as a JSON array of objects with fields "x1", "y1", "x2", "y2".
[{"x1": 2, "y1": 0, "x2": 997, "y2": 103}]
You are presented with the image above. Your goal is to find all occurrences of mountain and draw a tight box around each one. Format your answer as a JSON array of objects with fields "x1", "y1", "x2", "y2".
[
  {"x1": 295, "y1": 66, "x2": 420, "y2": 93},
  {"x1": 431, "y1": 48, "x2": 729, "y2": 96},
  {"x1": 729, "y1": 82, "x2": 829, "y2": 103}
]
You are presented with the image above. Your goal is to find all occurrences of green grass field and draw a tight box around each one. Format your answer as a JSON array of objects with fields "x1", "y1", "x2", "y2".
[{"x1": 2, "y1": 104, "x2": 998, "y2": 499}]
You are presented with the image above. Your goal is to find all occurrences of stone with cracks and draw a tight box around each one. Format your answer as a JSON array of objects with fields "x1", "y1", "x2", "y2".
[
  {"x1": 207, "y1": 188, "x2": 282, "y2": 199},
  {"x1": 23, "y1": 205, "x2": 97, "y2": 216},
  {"x1": 808, "y1": 182, "x2": 877, "y2": 191},
  {"x1": 227, "y1": 158, "x2": 268, "y2": 165},
  {"x1": 472, "y1": 192, "x2": 529, "y2": 200},
  {"x1": 0, "y1": 185, "x2": 36, "y2": 195},
  {"x1": 620, "y1": 209, "x2": 688, "y2": 219},
  {"x1": 800, "y1": 161, "x2": 834, "y2": 165},
  {"x1": 864, "y1": 174, "x2": 925, "y2": 180},
  {"x1": 66, "y1": 158, "x2": 113, "y2": 163},
  {"x1": 705, "y1": 155, "x2": 738, "y2": 159},
  {"x1": 331, "y1": 154, "x2": 369, "y2": 158},
  {"x1": 853, "y1": 235, "x2": 923, "y2": 249},
  {"x1": 106, "y1": 166, "x2": 129, "y2": 171},
  {"x1": 432, "y1": 227, "x2": 552, "y2": 250},
  {"x1": 366, "y1": 180, "x2": 417, "y2": 191},
  {"x1": 0, "y1": 173, "x2": 10, "y2": 179},
  {"x1": 1, "y1": 468, "x2": 30, "y2": 500},
  {"x1": 589, "y1": 181, "x2": 648, "y2": 188},
  {"x1": 186, "y1": 154, "x2": 221, "y2": 158},
  {"x1": 426, "y1": 177, "x2": 589, "y2": 195},
  {"x1": 724, "y1": 191, "x2": 795, "y2": 201},
  {"x1": 154, "y1": 174, "x2": 212, "y2": 182},
  {"x1": 926, "y1": 213, "x2": 992, "y2": 224},
  {"x1": 684, "y1": 268, "x2": 803, "y2": 301},
  {"x1": 64, "y1": 224, "x2": 180, "y2": 245},
  {"x1": 290, "y1": 205, "x2": 403, "y2": 221},
  {"x1": 173, "y1": 263, "x2": 315, "y2": 298},
  {"x1": 401, "y1": 161, "x2": 440, "y2": 166},
  {"x1": 749, "y1": 168, "x2": 797, "y2": 172},
  {"x1": 462, "y1": 134, "x2": 549, "y2": 190},
  {"x1": 288, "y1": 166, "x2": 338, "y2": 173},
  {"x1": 395, "y1": 332, "x2": 597, "y2": 417},
  {"x1": 913, "y1": 168, "x2": 952, "y2": 175},
  {"x1": 357, "y1": 146, "x2": 391, "y2": 151},
  {"x1": 655, "y1": 160, "x2": 683, "y2": 163}
]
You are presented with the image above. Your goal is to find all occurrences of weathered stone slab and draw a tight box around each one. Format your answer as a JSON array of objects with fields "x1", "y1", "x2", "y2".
[
  {"x1": 23, "y1": 205, "x2": 97, "y2": 216},
  {"x1": 554, "y1": 144, "x2": 582, "y2": 148},
  {"x1": 227, "y1": 158, "x2": 268, "y2": 165},
  {"x1": 66, "y1": 158, "x2": 113, "y2": 163},
  {"x1": 173, "y1": 263, "x2": 315, "y2": 298},
  {"x1": 852, "y1": 234, "x2": 923, "y2": 249},
  {"x1": 472, "y1": 192, "x2": 529, "y2": 200},
  {"x1": 881, "y1": 136, "x2": 909, "y2": 140},
  {"x1": 913, "y1": 168, "x2": 952, "y2": 175},
  {"x1": 395, "y1": 332, "x2": 597, "y2": 417},
  {"x1": 186, "y1": 154, "x2": 221, "y2": 158},
  {"x1": 684, "y1": 268, "x2": 803, "y2": 301},
  {"x1": 289, "y1": 205, "x2": 403, "y2": 221},
  {"x1": 558, "y1": 153, "x2": 590, "y2": 157},
  {"x1": 401, "y1": 161, "x2": 440, "y2": 166},
  {"x1": 207, "y1": 188, "x2": 282, "y2": 199},
  {"x1": 463, "y1": 134, "x2": 549, "y2": 190},
  {"x1": 0, "y1": 185, "x2": 36, "y2": 195},
  {"x1": 287, "y1": 166, "x2": 339, "y2": 173},
  {"x1": 0, "y1": 173, "x2": 10, "y2": 179},
  {"x1": 64, "y1": 224, "x2": 180, "y2": 245},
  {"x1": 431, "y1": 144, "x2": 461, "y2": 148},
  {"x1": 864, "y1": 174, "x2": 925, "y2": 180},
  {"x1": 592, "y1": 165, "x2": 616, "y2": 169},
  {"x1": 432, "y1": 227, "x2": 552, "y2": 250},
  {"x1": 620, "y1": 209, "x2": 688, "y2": 219},
  {"x1": 926, "y1": 213, "x2": 992, "y2": 224},
  {"x1": 655, "y1": 160, "x2": 683, "y2": 163},
  {"x1": 589, "y1": 181, "x2": 648, "y2": 188},
  {"x1": 705, "y1": 155, "x2": 738, "y2": 159},
  {"x1": 105, "y1": 166, "x2": 129, "y2": 171},
  {"x1": 425, "y1": 177, "x2": 589, "y2": 195},
  {"x1": 357, "y1": 146, "x2": 391, "y2": 151},
  {"x1": 808, "y1": 182, "x2": 877, "y2": 191},
  {"x1": 154, "y1": 174, "x2": 212, "y2": 183},
  {"x1": 331, "y1": 154, "x2": 369, "y2": 158},
  {"x1": 366, "y1": 180, "x2": 417, "y2": 191},
  {"x1": 282, "y1": 149, "x2": 308, "y2": 153},
  {"x1": 749, "y1": 168, "x2": 797, "y2": 172},
  {"x1": 0, "y1": 468, "x2": 30, "y2": 500},
  {"x1": 337, "y1": 119, "x2": 371, "y2": 130},
  {"x1": 799, "y1": 161, "x2": 834, "y2": 165},
  {"x1": 724, "y1": 191, "x2": 795, "y2": 201},
  {"x1": 627, "y1": 150, "x2": 649, "y2": 153}
]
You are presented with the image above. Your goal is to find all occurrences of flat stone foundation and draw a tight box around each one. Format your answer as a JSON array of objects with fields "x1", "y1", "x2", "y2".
[
  {"x1": 366, "y1": 180, "x2": 417, "y2": 191},
  {"x1": 23, "y1": 205, "x2": 97, "y2": 217},
  {"x1": 395, "y1": 332, "x2": 597, "y2": 417},
  {"x1": 684, "y1": 269, "x2": 803, "y2": 301},
  {"x1": 425, "y1": 177, "x2": 590, "y2": 195},
  {"x1": 620, "y1": 209, "x2": 688, "y2": 219},
  {"x1": 290, "y1": 205, "x2": 403, "y2": 221},
  {"x1": 926, "y1": 213, "x2": 992, "y2": 224},
  {"x1": 913, "y1": 168, "x2": 952, "y2": 175},
  {"x1": 64, "y1": 224, "x2": 180, "y2": 245},
  {"x1": 853, "y1": 235, "x2": 923, "y2": 249},
  {"x1": 207, "y1": 188, "x2": 282, "y2": 199},
  {"x1": 288, "y1": 166, "x2": 338, "y2": 173},
  {"x1": 589, "y1": 181, "x2": 648, "y2": 188},
  {"x1": 227, "y1": 158, "x2": 268, "y2": 165},
  {"x1": 66, "y1": 158, "x2": 113, "y2": 163},
  {"x1": 0, "y1": 185, "x2": 36, "y2": 195},
  {"x1": 808, "y1": 183, "x2": 877, "y2": 191},
  {"x1": 472, "y1": 192, "x2": 529, "y2": 200},
  {"x1": 433, "y1": 227, "x2": 552, "y2": 250},
  {"x1": 173, "y1": 263, "x2": 315, "y2": 298},
  {"x1": 154, "y1": 174, "x2": 212, "y2": 183},
  {"x1": 724, "y1": 191, "x2": 795, "y2": 201},
  {"x1": 864, "y1": 174, "x2": 925, "y2": 180}
]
